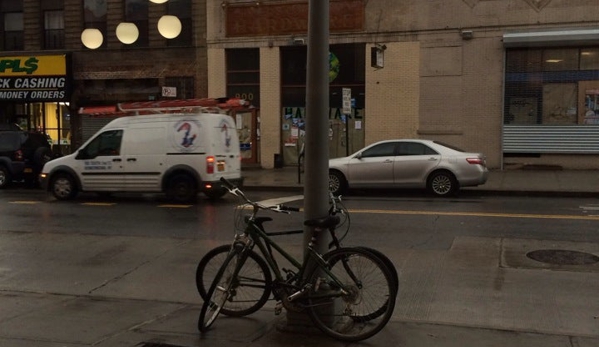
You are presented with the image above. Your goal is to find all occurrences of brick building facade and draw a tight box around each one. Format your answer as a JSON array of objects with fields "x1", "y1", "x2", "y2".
[{"x1": 2, "y1": 0, "x2": 599, "y2": 169}]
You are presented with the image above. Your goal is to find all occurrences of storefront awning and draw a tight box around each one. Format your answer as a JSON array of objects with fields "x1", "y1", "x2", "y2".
[{"x1": 503, "y1": 28, "x2": 599, "y2": 48}]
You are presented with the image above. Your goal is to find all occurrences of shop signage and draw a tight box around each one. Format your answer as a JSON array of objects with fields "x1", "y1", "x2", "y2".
[
  {"x1": 0, "y1": 54, "x2": 71, "y2": 102},
  {"x1": 225, "y1": 0, "x2": 364, "y2": 37}
]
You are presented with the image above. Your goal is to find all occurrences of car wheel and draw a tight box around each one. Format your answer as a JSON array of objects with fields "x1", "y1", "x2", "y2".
[
  {"x1": 329, "y1": 170, "x2": 347, "y2": 196},
  {"x1": 0, "y1": 166, "x2": 11, "y2": 189},
  {"x1": 167, "y1": 174, "x2": 197, "y2": 203},
  {"x1": 427, "y1": 171, "x2": 458, "y2": 197},
  {"x1": 51, "y1": 173, "x2": 78, "y2": 200}
]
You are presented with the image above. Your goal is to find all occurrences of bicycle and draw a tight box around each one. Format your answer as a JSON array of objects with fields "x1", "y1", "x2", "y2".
[
  {"x1": 195, "y1": 192, "x2": 399, "y2": 316},
  {"x1": 197, "y1": 177, "x2": 397, "y2": 342}
]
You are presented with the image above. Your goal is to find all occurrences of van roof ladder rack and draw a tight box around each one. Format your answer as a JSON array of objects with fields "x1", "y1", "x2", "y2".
[{"x1": 78, "y1": 97, "x2": 251, "y2": 117}]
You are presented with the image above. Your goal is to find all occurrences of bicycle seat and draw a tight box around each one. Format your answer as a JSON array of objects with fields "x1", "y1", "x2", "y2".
[{"x1": 303, "y1": 215, "x2": 340, "y2": 229}]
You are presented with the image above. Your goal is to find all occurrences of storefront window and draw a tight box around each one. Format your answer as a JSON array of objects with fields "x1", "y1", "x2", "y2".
[
  {"x1": 281, "y1": 44, "x2": 365, "y2": 162},
  {"x1": 504, "y1": 47, "x2": 599, "y2": 125},
  {"x1": 581, "y1": 48, "x2": 599, "y2": 70}
]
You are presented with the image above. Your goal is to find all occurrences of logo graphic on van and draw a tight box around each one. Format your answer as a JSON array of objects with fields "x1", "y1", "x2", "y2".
[
  {"x1": 177, "y1": 122, "x2": 197, "y2": 148},
  {"x1": 221, "y1": 123, "x2": 231, "y2": 147},
  {"x1": 172, "y1": 119, "x2": 201, "y2": 152}
]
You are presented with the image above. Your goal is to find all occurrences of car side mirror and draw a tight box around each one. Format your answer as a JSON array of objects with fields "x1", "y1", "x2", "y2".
[{"x1": 355, "y1": 152, "x2": 362, "y2": 159}]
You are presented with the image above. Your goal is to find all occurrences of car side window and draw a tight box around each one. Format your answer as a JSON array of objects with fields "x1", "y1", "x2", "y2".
[
  {"x1": 397, "y1": 143, "x2": 439, "y2": 156},
  {"x1": 360, "y1": 142, "x2": 397, "y2": 158},
  {"x1": 83, "y1": 130, "x2": 123, "y2": 158},
  {"x1": 0, "y1": 133, "x2": 19, "y2": 152}
]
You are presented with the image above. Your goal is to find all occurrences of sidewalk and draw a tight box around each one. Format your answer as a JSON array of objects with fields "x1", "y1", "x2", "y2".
[{"x1": 242, "y1": 166, "x2": 599, "y2": 196}]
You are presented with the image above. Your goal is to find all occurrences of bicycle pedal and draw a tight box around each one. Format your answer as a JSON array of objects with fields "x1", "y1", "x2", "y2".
[{"x1": 274, "y1": 301, "x2": 282, "y2": 315}]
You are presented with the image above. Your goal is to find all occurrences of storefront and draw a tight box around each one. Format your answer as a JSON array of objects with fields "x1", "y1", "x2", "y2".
[
  {"x1": 0, "y1": 54, "x2": 72, "y2": 155},
  {"x1": 502, "y1": 29, "x2": 599, "y2": 159}
]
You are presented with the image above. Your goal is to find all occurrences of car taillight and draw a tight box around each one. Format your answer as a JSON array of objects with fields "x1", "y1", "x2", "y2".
[
  {"x1": 14, "y1": 149, "x2": 23, "y2": 161},
  {"x1": 466, "y1": 158, "x2": 485, "y2": 166},
  {"x1": 206, "y1": 156, "x2": 215, "y2": 174}
]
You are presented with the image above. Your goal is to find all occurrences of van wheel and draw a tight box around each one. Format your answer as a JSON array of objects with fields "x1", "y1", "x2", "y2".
[
  {"x1": 51, "y1": 173, "x2": 78, "y2": 200},
  {"x1": 167, "y1": 174, "x2": 197, "y2": 203},
  {"x1": 0, "y1": 166, "x2": 11, "y2": 189}
]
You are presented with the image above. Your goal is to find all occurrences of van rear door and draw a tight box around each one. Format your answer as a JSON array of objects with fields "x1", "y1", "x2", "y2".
[{"x1": 209, "y1": 116, "x2": 241, "y2": 180}]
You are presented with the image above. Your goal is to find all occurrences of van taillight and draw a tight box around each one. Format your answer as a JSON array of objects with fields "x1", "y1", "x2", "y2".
[
  {"x1": 206, "y1": 156, "x2": 215, "y2": 174},
  {"x1": 15, "y1": 149, "x2": 23, "y2": 161}
]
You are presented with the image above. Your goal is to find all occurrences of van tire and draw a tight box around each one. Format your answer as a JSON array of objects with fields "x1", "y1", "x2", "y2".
[
  {"x1": 51, "y1": 173, "x2": 78, "y2": 200},
  {"x1": 167, "y1": 174, "x2": 197, "y2": 203}
]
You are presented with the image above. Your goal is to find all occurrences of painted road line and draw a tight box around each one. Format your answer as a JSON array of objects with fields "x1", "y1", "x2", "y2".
[
  {"x1": 350, "y1": 209, "x2": 599, "y2": 221},
  {"x1": 81, "y1": 202, "x2": 117, "y2": 206},
  {"x1": 9, "y1": 201, "x2": 40, "y2": 204}
]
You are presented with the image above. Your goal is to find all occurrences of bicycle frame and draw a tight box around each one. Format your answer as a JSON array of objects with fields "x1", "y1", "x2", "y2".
[{"x1": 235, "y1": 216, "x2": 351, "y2": 300}]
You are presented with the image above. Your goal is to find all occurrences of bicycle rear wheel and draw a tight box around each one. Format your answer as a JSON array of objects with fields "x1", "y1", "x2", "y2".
[
  {"x1": 196, "y1": 244, "x2": 272, "y2": 317},
  {"x1": 305, "y1": 247, "x2": 397, "y2": 342},
  {"x1": 198, "y1": 249, "x2": 244, "y2": 332}
]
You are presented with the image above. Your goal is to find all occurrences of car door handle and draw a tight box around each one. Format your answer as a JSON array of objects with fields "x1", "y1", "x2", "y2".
[
  {"x1": 112, "y1": 158, "x2": 122, "y2": 162},
  {"x1": 127, "y1": 158, "x2": 137, "y2": 162},
  {"x1": 428, "y1": 157, "x2": 437, "y2": 161},
  {"x1": 383, "y1": 159, "x2": 393, "y2": 163}
]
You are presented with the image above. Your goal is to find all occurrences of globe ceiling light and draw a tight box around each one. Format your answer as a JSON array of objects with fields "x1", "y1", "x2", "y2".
[
  {"x1": 116, "y1": 22, "x2": 139, "y2": 44},
  {"x1": 81, "y1": 28, "x2": 103, "y2": 49},
  {"x1": 149, "y1": 0, "x2": 169, "y2": 3},
  {"x1": 157, "y1": 15, "x2": 182, "y2": 39}
]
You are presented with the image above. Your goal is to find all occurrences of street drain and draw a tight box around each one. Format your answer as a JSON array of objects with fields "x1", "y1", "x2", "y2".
[{"x1": 526, "y1": 249, "x2": 599, "y2": 266}]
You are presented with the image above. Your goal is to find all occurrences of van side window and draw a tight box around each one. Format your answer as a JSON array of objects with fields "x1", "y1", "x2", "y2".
[{"x1": 85, "y1": 130, "x2": 123, "y2": 157}]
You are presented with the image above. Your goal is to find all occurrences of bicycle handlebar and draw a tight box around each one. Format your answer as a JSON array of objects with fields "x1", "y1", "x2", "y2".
[{"x1": 220, "y1": 177, "x2": 300, "y2": 214}]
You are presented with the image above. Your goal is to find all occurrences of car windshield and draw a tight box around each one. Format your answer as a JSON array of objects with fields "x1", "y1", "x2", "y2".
[{"x1": 434, "y1": 140, "x2": 465, "y2": 152}]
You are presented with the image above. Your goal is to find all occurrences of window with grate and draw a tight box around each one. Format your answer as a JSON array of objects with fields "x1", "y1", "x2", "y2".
[
  {"x1": 164, "y1": 77, "x2": 194, "y2": 99},
  {"x1": 125, "y1": 0, "x2": 148, "y2": 47},
  {"x1": 44, "y1": 10, "x2": 64, "y2": 49},
  {"x1": 1, "y1": 0, "x2": 23, "y2": 51},
  {"x1": 166, "y1": 0, "x2": 192, "y2": 47},
  {"x1": 83, "y1": 0, "x2": 107, "y2": 49},
  {"x1": 226, "y1": 48, "x2": 260, "y2": 107}
]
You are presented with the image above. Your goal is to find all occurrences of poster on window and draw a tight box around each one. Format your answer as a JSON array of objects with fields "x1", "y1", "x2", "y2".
[{"x1": 584, "y1": 90, "x2": 599, "y2": 125}]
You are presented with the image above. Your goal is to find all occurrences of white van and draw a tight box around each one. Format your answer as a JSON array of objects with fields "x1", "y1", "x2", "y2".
[{"x1": 39, "y1": 109, "x2": 242, "y2": 202}]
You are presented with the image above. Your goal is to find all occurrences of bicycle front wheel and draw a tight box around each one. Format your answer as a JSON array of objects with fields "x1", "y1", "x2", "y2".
[
  {"x1": 198, "y1": 249, "x2": 245, "y2": 332},
  {"x1": 305, "y1": 247, "x2": 397, "y2": 342},
  {"x1": 196, "y1": 244, "x2": 272, "y2": 317}
]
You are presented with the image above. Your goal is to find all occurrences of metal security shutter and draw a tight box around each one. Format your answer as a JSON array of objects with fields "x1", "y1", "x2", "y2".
[
  {"x1": 81, "y1": 115, "x2": 116, "y2": 143},
  {"x1": 503, "y1": 125, "x2": 599, "y2": 153}
]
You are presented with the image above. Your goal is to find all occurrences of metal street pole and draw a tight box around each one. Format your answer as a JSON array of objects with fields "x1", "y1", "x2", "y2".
[
  {"x1": 285, "y1": 0, "x2": 329, "y2": 328},
  {"x1": 303, "y1": 0, "x2": 329, "y2": 255}
]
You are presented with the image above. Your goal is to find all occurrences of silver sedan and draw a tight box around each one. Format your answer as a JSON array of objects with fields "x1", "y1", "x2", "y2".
[{"x1": 328, "y1": 139, "x2": 488, "y2": 197}]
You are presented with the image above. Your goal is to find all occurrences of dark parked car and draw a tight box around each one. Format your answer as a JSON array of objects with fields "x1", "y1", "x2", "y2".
[
  {"x1": 328, "y1": 139, "x2": 488, "y2": 197},
  {"x1": 0, "y1": 128, "x2": 54, "y2": 188}
]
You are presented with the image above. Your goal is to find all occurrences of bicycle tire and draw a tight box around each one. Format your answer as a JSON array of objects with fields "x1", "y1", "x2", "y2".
[
  {"x1": 353, "y1": 246, "x2": 398, "y2": 321},
  {"x1": 198, "y1": 249, "x2": 243, "y2": 332},
  {"x1": 195, "y1": 244, "x2": 272, "y2": 317},
  {"x1": 355, "y1": 246, "x2": 398, "y2": 291},
  {"x1": 304, "y1": 247, "x2": 397, "y2": 342}
]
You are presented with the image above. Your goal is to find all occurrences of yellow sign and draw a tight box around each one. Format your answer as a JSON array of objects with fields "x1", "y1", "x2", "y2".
[{"x1": 0, "y1": 55, "x2": 66, "y2": 76}]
